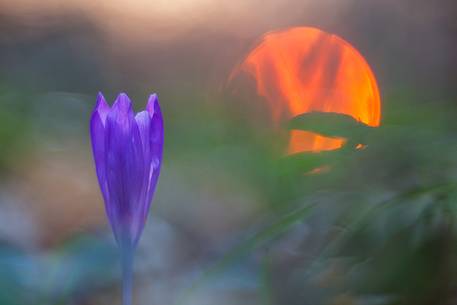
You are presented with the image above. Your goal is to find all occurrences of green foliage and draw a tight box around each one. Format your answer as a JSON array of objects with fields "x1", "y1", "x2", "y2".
[
  {"x1": 178, "y1": 92, "x2": 457, "y2": 305},
  {"x1": 0, "y1": 87, "x2": 32, "y2": 172}
]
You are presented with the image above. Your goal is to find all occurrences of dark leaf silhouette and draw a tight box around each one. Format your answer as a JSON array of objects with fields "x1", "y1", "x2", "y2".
[{"x1": 288, "y1": 112, "x2": 376, "y2": 145}]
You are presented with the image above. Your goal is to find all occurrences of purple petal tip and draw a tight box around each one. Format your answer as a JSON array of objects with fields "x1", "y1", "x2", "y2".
[
  {"x1": 94, "y1": 92, "x2": 110, "y2": 123},
  {"x1": 112, "y1": 93, "x2": 133, "y2": 113},
  {"x1": 146, "y1": 94, "x2": 159, "y2": 117}
]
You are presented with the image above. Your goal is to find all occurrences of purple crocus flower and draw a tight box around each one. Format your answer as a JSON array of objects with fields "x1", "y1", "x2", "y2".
[{"x1": 90, "y1": 92, "x2": 163, "y2": 305}]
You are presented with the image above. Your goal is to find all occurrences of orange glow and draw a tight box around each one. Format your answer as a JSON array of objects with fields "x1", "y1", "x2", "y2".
[
  {"x1": 288, "y1": 130, "x2": 345, "y2": 154},
  {"x1": 306, "y1": 165, "x2": 331, "y2": 176},
  {"x1": 355, "y1": 143, "x2": 367, "y2": 150},
  {"x1": 231, "y1": 27, "x2": 381, "y2": 153}
]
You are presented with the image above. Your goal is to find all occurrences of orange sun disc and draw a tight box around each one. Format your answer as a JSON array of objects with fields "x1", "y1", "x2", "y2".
[{"x1": 230, "y1": 27, "x2": 381, "y2": 154}]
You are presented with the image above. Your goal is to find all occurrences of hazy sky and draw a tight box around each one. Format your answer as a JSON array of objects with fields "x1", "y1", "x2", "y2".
[
  {"x1": 1, "y1": 0, "x2": 455, "y2": 95},
  {"x1": 0, "y1": 0, "x2": 348, "y2": 41}
]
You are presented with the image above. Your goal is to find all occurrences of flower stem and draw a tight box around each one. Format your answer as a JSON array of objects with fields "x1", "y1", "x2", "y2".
[{"x1": 121, "y1": 249, "x2": 134, "y2": 305}]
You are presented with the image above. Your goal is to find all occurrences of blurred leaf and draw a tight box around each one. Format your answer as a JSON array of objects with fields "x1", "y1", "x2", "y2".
[
  {"x1": 177, "y1": 203, "x2": 315, "y2": 305},
  {"x1": 0, "y1": 246, "x2": 36, "y2": 305},
  {"x1": 288, "y1": 112, "x2": 376, "y2": 144},
  {"x1": 0, "y1": 236, "x2": 117, "y2": 305},
  {"x1": 48, "y1": 235, "x2": 117, "y2": 301}
]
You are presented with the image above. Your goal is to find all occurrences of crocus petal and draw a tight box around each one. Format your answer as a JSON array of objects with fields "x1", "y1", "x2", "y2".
[
  {"x1": 109, "y1": 93, "x2": 134, "y2": 132},
  {"x1": 135, "y1": 111, "x2": 152, "y2": 164},
  {"x1": 133, "y1": 111, "x2": 153, "y2": 245},
  {"x1": 146, "y1": 94, "x2": 158, "y2": 117},
  {"x1": 95, "y1": 92, "x2": 110, "y2": 125},
  {"x1": 135, "y1": 111, "x2": 152, "y2": 198},
  {"x1": 90, "y1": 111, "x2": 109, "y2": 206},
  {"x1": 90, "y1": 92, "x2": 164, "y2": 250},
  {"x1": 145, "y1": 94, "x2": 164, "y2": 213},
  {"x1": 104, "y1": 94, "x2": 145, "y2": 247}
]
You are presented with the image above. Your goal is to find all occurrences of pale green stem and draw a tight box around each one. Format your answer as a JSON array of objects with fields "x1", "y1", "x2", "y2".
[{"x1": 121, "y1": 248, "x2": 134, "y2": 305}]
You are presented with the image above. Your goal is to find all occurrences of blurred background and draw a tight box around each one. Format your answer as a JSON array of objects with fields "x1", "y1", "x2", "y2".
[{"x1": 0, "y1": 0, "x2": 456, "y2": 304}]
